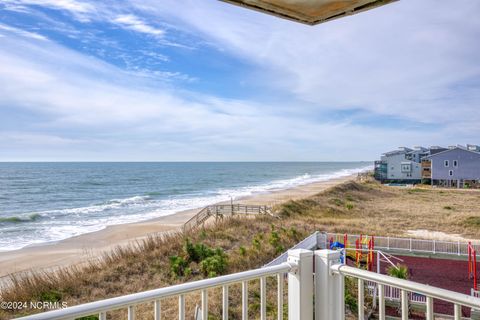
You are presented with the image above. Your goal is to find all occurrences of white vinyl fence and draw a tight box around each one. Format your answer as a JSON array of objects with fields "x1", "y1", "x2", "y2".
[{"x1": 325, "y1": 232, "x2": 480, "y2": 257}]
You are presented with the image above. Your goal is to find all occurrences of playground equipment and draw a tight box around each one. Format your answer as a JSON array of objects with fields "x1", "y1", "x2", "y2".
[
  {"x1": 354, "y1": 235, "x2": 375, "y2": 271},
  {"x1": 468, "y1": 241, "x2": 478, "y2": 291},
  {"x1": 329, "y1": 234, "x2": 376, "y2": 271}
]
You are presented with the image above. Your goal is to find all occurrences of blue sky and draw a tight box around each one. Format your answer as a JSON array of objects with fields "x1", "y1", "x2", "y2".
[{"x1": 0, "y1": 0, "x2": 479, "y2": 161}]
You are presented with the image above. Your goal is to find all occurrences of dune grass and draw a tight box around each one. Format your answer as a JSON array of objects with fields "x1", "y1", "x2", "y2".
[{"x1": 1, "y1": 178, "x2": 480, "y2": 319}]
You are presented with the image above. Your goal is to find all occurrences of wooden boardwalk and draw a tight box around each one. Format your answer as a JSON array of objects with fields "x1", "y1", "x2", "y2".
[{"x1": 183, "y1": 204, "x2": 271, "y2": 233}]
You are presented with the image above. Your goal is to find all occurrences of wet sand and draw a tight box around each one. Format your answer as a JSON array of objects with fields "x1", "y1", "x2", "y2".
[{"x1": 0, "y1": 174, "x2": 356, "y2": 279}]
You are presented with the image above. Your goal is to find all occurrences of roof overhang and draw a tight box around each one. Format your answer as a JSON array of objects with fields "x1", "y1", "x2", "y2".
[{"x1": 220, "y1": 0, "x2": 398, "y2": 25}]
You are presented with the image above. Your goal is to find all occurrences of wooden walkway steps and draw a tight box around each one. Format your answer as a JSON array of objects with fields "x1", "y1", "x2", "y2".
[{"x1": 183, "y1": 204, "x2": 271, "y2": 233}]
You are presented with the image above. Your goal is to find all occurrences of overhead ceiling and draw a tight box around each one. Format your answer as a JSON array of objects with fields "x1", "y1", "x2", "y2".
[{"x1": 220, "y1": 0, "x2": 398, "y2": 25}]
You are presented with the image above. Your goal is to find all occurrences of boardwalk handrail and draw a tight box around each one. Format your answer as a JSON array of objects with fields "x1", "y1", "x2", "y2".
[{"x1": 183, "y1": 204, "x2": 271, "y2": 233}]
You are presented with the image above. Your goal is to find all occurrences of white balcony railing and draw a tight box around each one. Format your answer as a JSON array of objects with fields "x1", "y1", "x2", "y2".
[{"x1": 14, "y1": 249, "x2": 480, "y2": 320}]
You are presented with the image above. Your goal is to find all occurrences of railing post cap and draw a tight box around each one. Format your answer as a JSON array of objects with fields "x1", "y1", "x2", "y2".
[
  {"x1": 287, "y1": 248, "x2": 313, "y2": 258},
  {"x1": 314, "y1": 249, "x2": 341, "y2": 258}
]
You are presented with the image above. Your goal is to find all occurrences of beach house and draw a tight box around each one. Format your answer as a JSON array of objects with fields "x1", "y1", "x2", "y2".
[
  {"x1": 423, "y1": 145, "x2": 480, "y2": 188},
  {"x1": 374, "y1": 146, "x2": 429, "y2": 183}
]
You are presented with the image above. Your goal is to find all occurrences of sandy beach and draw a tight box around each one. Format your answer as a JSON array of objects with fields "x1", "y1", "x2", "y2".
[{"x1": 0, "y1": 174, "x2": 356, "y2": 279}]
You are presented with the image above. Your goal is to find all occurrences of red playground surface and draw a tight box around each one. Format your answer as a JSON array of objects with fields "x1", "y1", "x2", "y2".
[
  {"x1": 336, "y1": 236, "x2": 476, "y2": 317},
  {"x1": 381, "y1": 255, "x2": 472, "y2": 317}
]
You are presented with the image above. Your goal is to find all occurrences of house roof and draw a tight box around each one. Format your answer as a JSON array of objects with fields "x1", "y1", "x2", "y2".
[
  {"x1": 382, "y1": 147, "x2": 413, "y2": 157},
  {"x1": 220, "y1": 0, "x2": 398, "y2": 25},
  {"x1": 382, "y1": 150, "x2": 405, "y2": 156},
  {"x1": 425, "y1": 146, "x2": 480, "y2": 159}
]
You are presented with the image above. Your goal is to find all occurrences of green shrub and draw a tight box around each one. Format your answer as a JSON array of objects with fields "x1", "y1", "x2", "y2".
[
  {"x1": 183, "y1": 238, "x2": 214, "y2": 263},
  {"x1": 332, "y1": 198, "x2": 344, "y2": 206},
  {"x1": 239, "y1": 246, "x2": 247, "y2": 256},
  {"x1": 169, "y1": 255, "x2": 188, "y2": 278},
  {"x1": 288, "y1": 227, "x2": 298, "y2": 239},
  {"x1": 387, "y1": 264, "x2": 409, "y2": 279},
  {"x1": 75, "y1": 316, "x2": 99, "y2": 320},
  {"x1": 39, "y1": 290, "x2": 62, "y2": 302},
  {"x1": 252, "y1": 237, "x2": 262, "y2": 250},
  {"x1": 269, "y1": 231, "x2": 285, "y2": 254},
  {"x1": 269, "y1": 231, "x2": 280, "y2": 247},
  {"x1": 344, "y1": 277, "x2": 358, "y2": 313},
  {"x1": 345, "y1": 203, "x2": 354, "y2": 210},
  {"x1": 175, "y1": 240, "x2": 228, "y2": 278},
  {"x1": 407, "y1": 188, "x2": 427, "y2": 194},
  {"x1": 200, "y1": 249, "x2": 228, "y2": 277},
  {"x1": 443, "y1": 206, "x2": 453, "y2": 210},
  {"x1": 345, "y1": 292, "x2": 358, "y2": 313},
  {"x1": 465, "y1": 216, "x2": 480, "y2": 227},
  {"x1": 274, "y1": 244, "x2": 285, "y2": 254}
]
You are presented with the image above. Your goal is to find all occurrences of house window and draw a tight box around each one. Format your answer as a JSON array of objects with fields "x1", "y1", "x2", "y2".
[
  {"x1": 449, "y1": 170, "x2": 453, "y2": 176},
  {"x1": 444, "y1": 160, "x2": 449, "y2": 167},
  {"x1": 453, "y1": 160, "x2": 458, "y2": 167}
]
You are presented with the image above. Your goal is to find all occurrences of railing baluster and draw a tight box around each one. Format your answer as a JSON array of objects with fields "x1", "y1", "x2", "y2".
[
  {"x1": 260, "y1": 276, "x2": 266, "y2": 320},
  {"x1": 99, "y1": 311, "x2": 106, "y2": 320},
  {"x1": 154, "y1": 300, "x2": 161, "y2": 320},
  {"x1": 401, "y1": 290, "x2": 408, "y2": 320},
  {"x1": 178, "y1": 294, "x2": 185, "y2": 320},
  {"x1": 378, "y1": 284, "x2": 385, "y2": 320},
  {"x1": 201, "y1": 289, "x2": 208, "y2": 320},
  {"x1": 242, "y1": 280, "x2": 248, "y2": 320},
  {"x1": 358, "y1": 278, "x2": 365, "y2": 320},
  {"x1": 277, "y1": 273, "x2": 283, "y2": 320},
  {"x1": 128, "y1": 305, "x2": 135, "y2": 320},
  {"x1": 222, "y1": 285, "x2": 229, "y2": 320},
  {"x1": 454, "y1": 304, "x2": 461, "y2": 320},
  {"x1": 426, "y1": 296, "x2": 434, "y2": 320}
]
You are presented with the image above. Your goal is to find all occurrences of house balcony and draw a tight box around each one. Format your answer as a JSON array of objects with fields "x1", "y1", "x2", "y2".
[
  {"x1": 16, "y1": 248, "x2": 480, "y2": 320},
  {"x1": 422, "y1": 160, "x2": 432, "y2": 179}
]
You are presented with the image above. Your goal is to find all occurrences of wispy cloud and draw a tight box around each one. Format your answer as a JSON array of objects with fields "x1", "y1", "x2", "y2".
[
  {"x1": 3, "y1": 0, "x2": 96, "y2": 21},
  {"x1": 113, "y1": 14, "x2": 164, "y2": 37},
  {"x1": 0, "y1": 23, "x2": 48, "y2": 40}
]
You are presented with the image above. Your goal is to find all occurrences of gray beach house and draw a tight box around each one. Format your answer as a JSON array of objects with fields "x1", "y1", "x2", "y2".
[
  {"x1": 423, "y1": 145, "x2": 480, "y2": 188},
  {"x1": 374, "y1": 146, "x2": 435, "y2": 183},
  {"x1": 375, "y1": 144, "x2": 480, "y2": 188}
]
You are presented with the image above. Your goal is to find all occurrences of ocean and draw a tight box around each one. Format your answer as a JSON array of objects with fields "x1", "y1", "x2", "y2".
[{"x1": 0, "y1": 162, "x2": 371, "y2": 251}]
